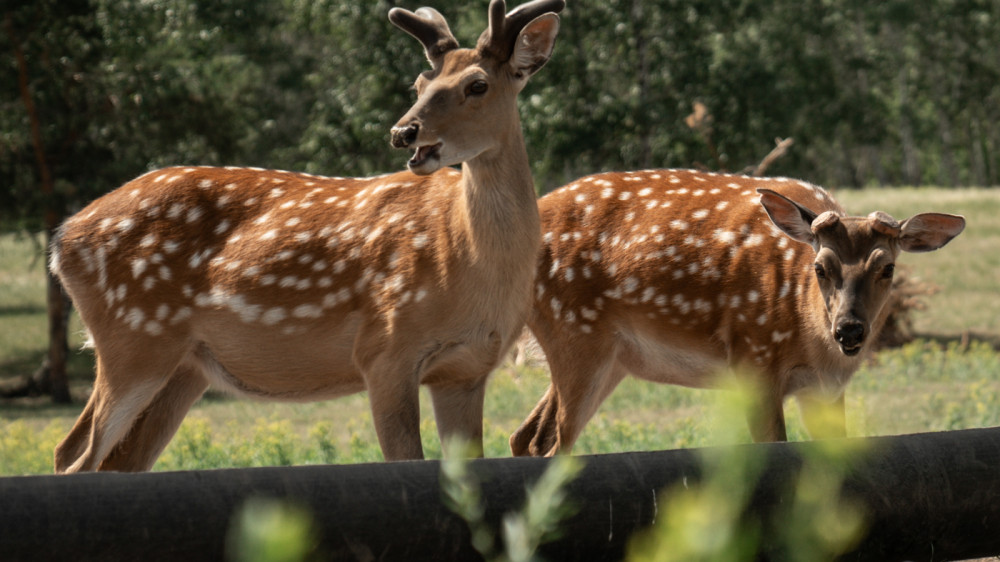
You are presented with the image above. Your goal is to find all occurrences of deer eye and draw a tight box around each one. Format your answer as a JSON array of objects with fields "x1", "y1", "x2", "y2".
[
  {"x1": 466, "y1": 80, "x2": 488, "y2": 96},
  {"x1": 814, "y1": 263, "x2": 826, "y2": 280},
  {"x1": 882, "y1": 263, "x2": 895, "y2": 279}
]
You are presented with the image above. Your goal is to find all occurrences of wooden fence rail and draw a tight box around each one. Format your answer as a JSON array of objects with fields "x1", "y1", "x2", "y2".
[{"x1": 1, "y1": 427, "x2": 998, "y2": 561}]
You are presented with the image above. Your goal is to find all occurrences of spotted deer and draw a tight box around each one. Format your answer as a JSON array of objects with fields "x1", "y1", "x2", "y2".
[
  {"x1": 510, "y1": 170, "x2": 965, "y2": 456},
  {"x1": 50, "y1": 0, "x2": 564, "y2": 472}
]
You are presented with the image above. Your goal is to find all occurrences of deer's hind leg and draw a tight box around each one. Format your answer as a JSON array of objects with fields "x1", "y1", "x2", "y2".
[
  {"x1": 510, "y1": 383, "x2": 560, "y2": 456},
  {"x1": 98, "y1": 363, "x2": 209, "y2": 471},
  {"x1": 54, "y1": 392, "x2": 97, "y2": 472},
  {"x1": 54, "y1": 340, "x2": 189, "y2": 473},
  {"x1": 512, "y1": 329, "x2": 625, "y2": 456}
]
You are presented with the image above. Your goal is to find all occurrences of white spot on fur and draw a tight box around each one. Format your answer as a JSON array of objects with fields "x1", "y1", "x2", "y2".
[
  {"x1": 623, "y1": 277, "x2": 639, "y2": 294},
  {"x1": 125, "y1": 308, "x2": 145, "y2": 330},
  {"x1": 261, "y1": 307, "x2": 287, "y2": 326},
  {"x1": 130, "y1": 257, "x2": 148, "y2": 279},
  {"x1": 714, "y1": 230, "x2": 736, "y2": 244},
  {"x1": 293, "y1": 304, "x2": 323, "y2": 319},
  {"x1": 550, "y1": 297, "x2": 562, "y2": 319}
]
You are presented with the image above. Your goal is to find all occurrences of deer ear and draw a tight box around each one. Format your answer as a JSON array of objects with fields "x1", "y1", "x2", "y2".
[
  {"x1": 757, "y1": 188, "x2": 818, "y2": 245},
  {"x1": 509, "y1": 13, "x2": 560, "y2": 80},
  {"x1": 898, "y1": 213, "x2": 966, "y2": 253}
]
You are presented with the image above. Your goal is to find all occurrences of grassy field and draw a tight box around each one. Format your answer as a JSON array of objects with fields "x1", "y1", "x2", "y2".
[{"x1": 0, "y1": 187, "x2": 997, "y2": 475}]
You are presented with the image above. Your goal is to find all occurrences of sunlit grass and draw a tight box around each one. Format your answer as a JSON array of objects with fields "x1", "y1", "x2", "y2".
[{"x1": 1, "y1": 338, "x2": 998, "y2": 475}]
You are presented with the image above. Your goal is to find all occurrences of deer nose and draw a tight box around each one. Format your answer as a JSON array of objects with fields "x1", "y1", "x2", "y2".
[
  {"x1": 391, "y1": 123, "x2": 419, "y2": 149},
  {"x1": 835, "y1": 321, "x2": 865, "y2": 349}
]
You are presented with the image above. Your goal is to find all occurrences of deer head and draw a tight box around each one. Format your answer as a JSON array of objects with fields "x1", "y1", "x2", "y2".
[
  {"x1": 758, "y1": 188, "x2": 965, "y2": 356},
  {"x1": 389, "y1": 0, "x2": 562, "y2": 174}
]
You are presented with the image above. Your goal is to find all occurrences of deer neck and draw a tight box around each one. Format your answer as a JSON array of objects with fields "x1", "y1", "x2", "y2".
[{"x1": 452, "y1": 116, "x2": 540, "y2": 262}]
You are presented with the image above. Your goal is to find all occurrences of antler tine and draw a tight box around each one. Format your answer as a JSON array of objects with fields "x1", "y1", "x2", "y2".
[
  {"x1": 477, "y1": 0, "x2": 566, "y2": 61},
  {"x1": 389, "y1": 6, "x2": 459, "y2": 62}
]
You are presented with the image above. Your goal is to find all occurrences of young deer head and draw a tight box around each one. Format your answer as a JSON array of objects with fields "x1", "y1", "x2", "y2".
[
  {"x1": 50, "y1": 0, "x2": 563, "y2": 473},
  {"x1": 510, "y1": 171, "x2": 964, "y2": 456},
  {"x1": 758, "y1": 189, "x2": 964, "y2": 357}
]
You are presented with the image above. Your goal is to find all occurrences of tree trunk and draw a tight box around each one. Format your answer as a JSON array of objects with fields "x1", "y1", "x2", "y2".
[
  {"x1": 936, "y1": 106, "x2": 958, "y2": 187},
  {"x1": 967, "y1": 117, "x2": 987, "y2": 187},
  {"x1": 41, "y1": 235, "x2": 72, "y2": 403},
  {"x1": 631, "y1": 0, "x2": 651, "y2": 170},
  {"x1": 896, "y1": 69, "x2": 922, "y2": 187},
  {"x1": 7, "y1": 12, "x2": 72, "y2": 403}
]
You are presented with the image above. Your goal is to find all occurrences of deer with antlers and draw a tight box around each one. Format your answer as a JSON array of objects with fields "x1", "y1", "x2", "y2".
[
  {"x1": 510, "y1": 170, "x2": 965, "y2": 456},
  {"x1": 50, "y1": 0, "x2": 564, "y2": 472}
]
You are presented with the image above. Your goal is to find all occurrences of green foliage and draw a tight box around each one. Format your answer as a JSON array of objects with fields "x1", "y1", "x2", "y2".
[
  {"x1": 154, "y1": 416, "x2": 343, "y2": 471},
  {"x1": 2, "y1": 338, "x2": 999, "y2": 476},
  {"x1": 627, "y1": 382, "x2": 867, "y2": 562},
  {"x1": 226, "y1": 497, "x2": 320, "y2": 562},
  {"x1": 4, "y1": 1, "x2": 1000, "y2": 232},
  {"x1": 440, "y1": 441, "x2": 582, "y2": 562},
  {"x1": 0, "y1": 419, "x2": 67, "y2": 475}
]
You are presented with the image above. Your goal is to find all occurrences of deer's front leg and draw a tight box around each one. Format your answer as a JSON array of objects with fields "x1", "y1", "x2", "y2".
[
  {"x1": 428, "y1": 377, "x2": 488, "y2": 458},
  {"x1": 746, "y1": 388, "x2": 788, "y2": 443},
  {"x1": 366, "y1": 369, "x2": 424, "y2": 461}
]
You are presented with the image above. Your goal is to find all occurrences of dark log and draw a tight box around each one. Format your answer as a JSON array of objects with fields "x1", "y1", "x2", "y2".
[{"x1": 1, "y1": 427, "x2": 998, "y2": 561}]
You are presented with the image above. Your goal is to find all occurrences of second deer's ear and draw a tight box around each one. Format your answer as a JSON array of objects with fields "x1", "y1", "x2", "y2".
[
  {"x1": 757, "y1": 188, "x2": 819, "y2": 245},
  {"x1": 509, "y1": 13, "x2": 560, "y2": 80},
  {"x1": 898, "y1": 213, "x2": 966, "y2": 253}
]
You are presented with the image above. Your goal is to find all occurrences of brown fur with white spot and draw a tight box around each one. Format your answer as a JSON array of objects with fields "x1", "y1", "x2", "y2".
[
  {"x1": 510, "y1": 170, "x2": 965, "y2": 456},
  {"x1": 50, "y1": 0, "x2": 564, "y2": 472}
]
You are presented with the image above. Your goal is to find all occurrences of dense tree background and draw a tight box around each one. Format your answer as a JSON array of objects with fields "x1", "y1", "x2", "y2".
[
  {"x1": 5, "y1": 0, "x2": 999, "y2": 229},
  {"x1": 1, "y1": 0, "x2": 998, "y2": 399}
]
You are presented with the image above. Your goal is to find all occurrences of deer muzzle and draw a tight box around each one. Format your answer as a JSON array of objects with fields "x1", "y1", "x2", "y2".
[
  {"x1": 390, "y1": 123, "x2": 420, "y2": 149},
  {"x1": 834, "y1": 319, "x2": 866, "y2": 356}
]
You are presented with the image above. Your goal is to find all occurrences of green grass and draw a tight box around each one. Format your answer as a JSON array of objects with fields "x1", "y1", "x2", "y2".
[
  {"x1": 3, "y1": 340, "x2": 999, "y2": 475},
  {"x1": 1, "y1": 187, "x2": 998, "y2": 475}
]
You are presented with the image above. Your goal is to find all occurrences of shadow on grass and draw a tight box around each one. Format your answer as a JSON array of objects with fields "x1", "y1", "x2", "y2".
[
  {"x1": 913, "y1": 331, "x2": 1000, "y2": 352},
  {"x1": 0, "y1": 305, "x2": 47, "y2": 317},
  {"x1": 0, "y1": 349, "x2": 95, "y2": 415}
]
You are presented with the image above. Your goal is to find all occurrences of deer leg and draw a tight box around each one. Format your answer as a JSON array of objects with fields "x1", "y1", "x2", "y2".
[
  {"x1": 428, "y1": 376, "x2": 488, "y2": 458},
  {"x1": 552, "y1": 360, "x2": 627, "y2": 455},
  {"x1": 364, "y1": 365, "x2": 423, "y2": 461},
  {"x1": 98, "y1": 364, "x2": 209, "y2": 472},
  {"x1": 61, "y1": 378, "x2": 169, "y2": 473},
  {"x1": 54, "y1": 391, "x2": 97, "y2": 473},
  {"x1": 796, "y1": 392, "x2": 847, "y2": 440},
  {"x1": 56, "y1": 342, "x2": 188, "y2": 473},
  {"x1": 746, "y1": 388, "x2": 788, "y2": 442},
  {"x1": 510, "y1": 384, "x2": 558, "y2": 456}
]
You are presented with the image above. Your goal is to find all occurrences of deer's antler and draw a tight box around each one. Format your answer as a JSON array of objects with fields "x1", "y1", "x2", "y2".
[
  {"x1": 389, "y1": 7, "x2": 459, "y2": 63},
  {"x1": 477, "y1": 0, "x2": 565, "y2": 62}
]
